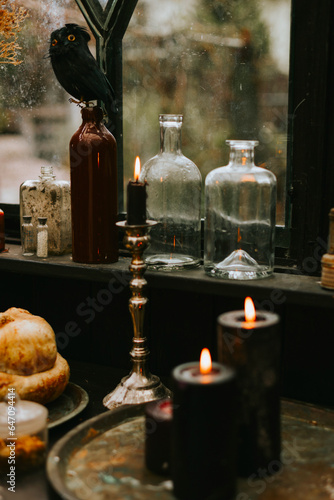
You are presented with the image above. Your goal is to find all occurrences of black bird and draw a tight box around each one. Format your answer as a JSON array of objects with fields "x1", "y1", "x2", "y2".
[{"x1": 49, "y1": 24, "x2": 117, "y2": 120}]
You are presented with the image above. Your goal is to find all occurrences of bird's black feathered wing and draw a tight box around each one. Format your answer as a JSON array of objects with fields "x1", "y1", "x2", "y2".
[{"x1": 50, "y1": 24, "x2": 117, "y2": 117}]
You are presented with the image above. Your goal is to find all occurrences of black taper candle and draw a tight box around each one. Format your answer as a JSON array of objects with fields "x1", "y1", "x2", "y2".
[
  {"x1": 126, "y1": 156, "x2": 147, "y2": 225},
  {"x1": 171, "y1": 361, "x2": 237, "y2": 500},
  {"x1": 126, "y1": 180, "x2": 147, "y2": 225},
  {"x1": 217, "y1": 307, "x2": 281, "y2": 477}
]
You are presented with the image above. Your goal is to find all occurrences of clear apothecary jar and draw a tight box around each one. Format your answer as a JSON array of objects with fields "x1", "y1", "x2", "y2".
[
  {"x1": 0, "y1": 397, "x2": 48, "y2": 472},
  {"x1": 20, "y1": 166, "x2": 71, "y2": 255},
  {"x1": 139, "y1": 114, "x2": 202, "y2": 270},
  {"x1": 204, "y1": 140, "x2": 277, "y2": 280}
]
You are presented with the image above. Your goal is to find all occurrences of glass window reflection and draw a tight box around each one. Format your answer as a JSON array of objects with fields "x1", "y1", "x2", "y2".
[{"x1": 123, "y1": 0, "x2": 291, "y2": 224}]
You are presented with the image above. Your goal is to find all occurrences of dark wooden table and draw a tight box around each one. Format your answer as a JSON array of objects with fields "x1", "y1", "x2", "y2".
[{"x1": 1, "y1": 360, "x2": 334, "y2": 500}]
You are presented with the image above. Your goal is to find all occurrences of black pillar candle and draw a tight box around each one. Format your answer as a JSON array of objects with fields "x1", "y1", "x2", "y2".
[
  {"x1": 217, "y1": 298, "x2": 281, "y2": 477},
  {"x1": 145, "y1": 398, "x2": 173, "y2": 475},
  {"x1": 171, "y1": 350, "x2": 238, "y2": 500},
  {"x1": 126, "y1": 156, "x2": 147, "y2": 225}
]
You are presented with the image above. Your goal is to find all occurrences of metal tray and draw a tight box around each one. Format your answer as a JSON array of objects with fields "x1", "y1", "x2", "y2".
[
  {"x1": 47, "y1": 400, "x2": 334, "y2": 500},
  {"x1": 46, "y1": 383, "x2": 89, "y2": 429}
]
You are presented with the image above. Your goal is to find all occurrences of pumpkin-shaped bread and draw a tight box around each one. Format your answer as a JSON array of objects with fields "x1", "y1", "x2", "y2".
[{"x1": 0, "y1": 308, "x2": 69, "y2": 404}]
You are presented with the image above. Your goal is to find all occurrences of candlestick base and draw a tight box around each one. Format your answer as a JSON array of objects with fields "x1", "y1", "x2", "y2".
[
  {"x1": 103, "y1": 220, "x2": 172, "y2": 410},
  {"x1": 103, "y1": 372, "x2": 172, "y2": 409}
]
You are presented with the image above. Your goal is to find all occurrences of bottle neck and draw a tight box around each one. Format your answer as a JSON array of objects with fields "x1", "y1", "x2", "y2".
[
  {"x1": 39, "y1": 166, "x2": 55, "y2": 180},
  {"x1": 81, "y1": 106, "x2": 103, "y2": 125},
  {"x1": 159, "y1": 115, "x2": 183, "y2": 154},
  {"x1": 160, "y1": 125, "x2": 182, "y2": 153},
  {"x1": 229, "y1": 147, "x2": 255, "y2": 168},
  {"x1": 227, "y1": 140, "x2": 258, "y2": 169}
]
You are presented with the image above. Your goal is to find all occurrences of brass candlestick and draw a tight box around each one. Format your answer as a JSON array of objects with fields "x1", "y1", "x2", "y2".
[{"x1": 103, "y1": 220, "x2": 172, "y2": 409}]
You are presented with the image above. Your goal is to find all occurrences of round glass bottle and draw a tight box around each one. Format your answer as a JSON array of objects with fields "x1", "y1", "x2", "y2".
[
  {"x1": 139, "y1": 114, "x2": 202, "y2": 270},
  {"x1": 204, "y1": 140, "x2": 276, "y2": 280},
  {"x1": 20, "y1": 166, "x2": 71, "y2": 255}
]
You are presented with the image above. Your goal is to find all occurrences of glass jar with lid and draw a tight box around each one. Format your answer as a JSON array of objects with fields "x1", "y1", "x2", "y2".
[
  {"x1": 20, "y1": 166, "x2": 71, "y2": 255},
  {"x1": 0, "y1": 395, "x2": 48, "y2": 472},
  {"x1": 204, "y1": 140, "x2": 276, "y2": 280},
  {"x1": 139, "y1": 114, "x2": 202, "y2": 270}
]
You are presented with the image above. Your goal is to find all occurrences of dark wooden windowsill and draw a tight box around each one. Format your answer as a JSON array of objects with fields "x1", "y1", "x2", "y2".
[{"x1": 1, "y1": 244, "x2": 333, "y2": 309}]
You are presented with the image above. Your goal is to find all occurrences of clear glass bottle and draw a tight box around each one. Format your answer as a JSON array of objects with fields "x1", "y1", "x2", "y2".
[
  {"x1": 22, "y1": 215, "x2": 34, "y2": 256},
  {"x1": 37, "y1": 217, "x2": 48, "y2": 258},
  {"x1": 20, "y1": 166, "x2": 71, "y2": 255},
  {"x1": 139, "y1": 114, "x2": 202, "y2": 270},
  {"x1": 204, "y1": 140, "x2": 276, "y2": 280}
]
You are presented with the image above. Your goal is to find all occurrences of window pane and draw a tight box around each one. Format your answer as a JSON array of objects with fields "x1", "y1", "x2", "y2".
[
  {"x1": 123, "y1": 0, "x2": 291, "y2": 225},
  {"x1": 0, "y1": 0, "x2": 91, "y2": 204}
]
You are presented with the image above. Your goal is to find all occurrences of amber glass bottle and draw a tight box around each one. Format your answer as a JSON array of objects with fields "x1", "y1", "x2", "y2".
[{"x1": 70, "y1": 106, "x2": 118, "y2": 263}]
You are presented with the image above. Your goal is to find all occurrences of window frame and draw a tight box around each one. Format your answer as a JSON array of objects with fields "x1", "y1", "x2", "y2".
[
  {"x1": 2, "y1": 0, "x2": 334, "y2": 274},
  {"x1": 285, "y1": 0, "x2": 334, "y2": 271},
  {"x1": 74, "y1": 0, "x2": 139, "y2": 210}
]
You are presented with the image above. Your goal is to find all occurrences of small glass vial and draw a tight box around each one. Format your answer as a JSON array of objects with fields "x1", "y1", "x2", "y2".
[
  {"x1": 37, "y1": 217, "x2": 48, "y2": 258},
  {"x1": 139, "y1": 114, "x2": 202, "y2": 270},
  {"x1": 0, "y1": 395, "x2": 48, "y2": 472},
  {"x1": 22, "y1": 215, "x2": 34, "y2": 256},
  {"x1": 204, "y1": 140, "x2": 277, "y2": 280}
]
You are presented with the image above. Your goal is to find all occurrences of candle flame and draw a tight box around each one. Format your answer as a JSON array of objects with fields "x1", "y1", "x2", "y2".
[
  {"x1": 200, "y1": 348, "x2": 212, "y2": 374},
  {"x1": 134, "y1": 156, "x2": 141, "y2": 181},
  {"x1": 244, "y1": 297, "x2": 256, "y2": 322},
  {"x1": 242, "y1": 155, "x2": 246, "y2": 166}
]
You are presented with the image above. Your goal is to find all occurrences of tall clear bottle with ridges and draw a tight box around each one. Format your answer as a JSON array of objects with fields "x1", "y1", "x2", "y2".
[
  {"x1": 139, "y1": 114, "x2": 202, "y2": 270},
  {"x1": 204, "y1": 140, "x2": 276, "y2": 280}
]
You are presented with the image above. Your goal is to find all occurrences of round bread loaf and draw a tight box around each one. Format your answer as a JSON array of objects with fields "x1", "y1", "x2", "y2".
[
  {"x1": 0, "y1": 308, "x2": 69, "y2": 404},
  {"x1": 0, "y1": 308, "x2": 57, "y2": 375}
]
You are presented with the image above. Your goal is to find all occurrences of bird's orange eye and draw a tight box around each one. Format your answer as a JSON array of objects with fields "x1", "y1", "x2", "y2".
[
  {"x1": 52, "y1": 39, "x2": 58, "y2": 46},
  {"x1": 68, "y1": 34, "x2": 75, "y2": 41}
]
